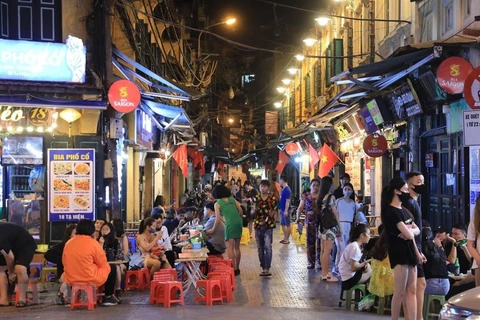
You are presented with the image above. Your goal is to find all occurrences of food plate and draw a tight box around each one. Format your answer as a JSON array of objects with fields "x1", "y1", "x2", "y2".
[
  {"x1": 74, "y1": 179, "x2": 90, "y2": 191},
  {"x1": 53, "y1": 163, "x2": 72, "y2": 175},
  {"x1": 53, "y1": 195, "x2": 70, "y2": 209},
  {"x1": 73, "y1": 195, "x2": 90, "y2": 208},
  {"x1": 74, "y1": 163, "x2": 90, "y2": 175},
  {"x1": 53, "y1": 179, "x2": 72, "y2": 191}
]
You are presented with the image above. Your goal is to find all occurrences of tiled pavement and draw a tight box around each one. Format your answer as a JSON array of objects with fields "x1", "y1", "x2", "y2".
[{"x1": 2, "y1": 229, "x2": 389, "y2": 319}]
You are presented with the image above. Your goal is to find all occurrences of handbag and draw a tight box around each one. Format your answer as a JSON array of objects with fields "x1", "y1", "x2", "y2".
[{"x1": 320, "y1": 194, "x2": 338, "y2": 229}]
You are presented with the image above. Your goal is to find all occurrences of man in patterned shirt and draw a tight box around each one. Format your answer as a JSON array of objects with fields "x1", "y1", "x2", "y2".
[{"x1": 254, "y1": 180, "x2": 278, "y2": 276}]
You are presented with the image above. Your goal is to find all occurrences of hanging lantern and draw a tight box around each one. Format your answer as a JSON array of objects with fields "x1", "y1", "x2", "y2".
[
  {"x1": 59, "y1": 108, "x2": 82, "y2": 137},
  {"x1": 285, "y1": 142, "x2": 299, "y2": 155},
  {"x1": 229, "y1": 86, "x2": 235, "y2": 99}
]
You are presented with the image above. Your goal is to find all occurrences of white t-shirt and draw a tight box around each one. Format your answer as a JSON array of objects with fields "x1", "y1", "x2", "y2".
[
  {"x1": 467, "y1": 221, "x2": 480, "y2": 269},
  {"x1": 156, "y1": 226, "x2": 172, "y2": 251},
  {"x1": 336, "y1": 198, "x2": 356, "y2": 223},
  {"x1": 339, "y1": 241, "x2": 362, "y2": 281}
]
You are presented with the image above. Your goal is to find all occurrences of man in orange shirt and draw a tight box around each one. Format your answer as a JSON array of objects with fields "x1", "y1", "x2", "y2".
[{"x1": 63, "y1": 219, "x2": 118, "y2": 306}]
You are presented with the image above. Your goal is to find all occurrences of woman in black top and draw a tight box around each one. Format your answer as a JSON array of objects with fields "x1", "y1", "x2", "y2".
[
  {"x1": 422, "y1": 228, "x2": 450, "y2": 295},
  {"x1": 381, "y1": 177, "x2": 422, "y2": 320}
]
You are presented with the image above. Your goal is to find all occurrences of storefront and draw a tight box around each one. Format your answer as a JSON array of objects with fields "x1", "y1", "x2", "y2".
[{"x1": 0, "y1": 36, "x2": 106, "y2": 243}]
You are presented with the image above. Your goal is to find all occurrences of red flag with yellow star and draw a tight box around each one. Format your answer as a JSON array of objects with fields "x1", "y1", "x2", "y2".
[
  {"x1": 172, "y1": 144, "x2": 188, "y2": 177},
  {"x1": 308, "y1": 143, "x2": 319, "y2": 172},
  {"x1": 276, "y1": 150, "x2": 290, "y2": 174},
  {"x1": 318, "y1": 143, "x2": 339, "y2": 178}
]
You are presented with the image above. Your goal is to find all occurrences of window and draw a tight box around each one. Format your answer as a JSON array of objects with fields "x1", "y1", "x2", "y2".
[
  {"x1": 441, "y1": 1, "x2": 454, "y2": 35},
  {"x1": 422, "y1": 11, "x2": 434, "y2": 41},
  {"x1": 305, "y1": 74, "x2": 311, "y2": 107},
  {"x1": 0, "y1": 0, "x2": 61, "y2": 41},
  {"x1": 462, "y1": 0, "x2": 471, "y2": 19},
  {"x1": 313, "y1": 65, "x2": 320, "y2": 97}
]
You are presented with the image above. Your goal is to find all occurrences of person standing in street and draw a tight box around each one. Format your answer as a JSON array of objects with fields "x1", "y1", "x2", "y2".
[
  {"x1": 0, "y1": 222, "x2": 36, "y2": 307},
  {"x1": 333, "y1": 173, "x2": 355, "y2": 200},
  {"x1": 253, "y1": 180, "x2": 278, "y2": 276},
  {"x1": 402, "y1": 171, "x2": 428, "y2": 320},
  {"x1": 296, "y1": 178, "x2": 321, "y2": 269},
  {"x1": 279, "y1": 175, "x2": 292, "y2": 244}
]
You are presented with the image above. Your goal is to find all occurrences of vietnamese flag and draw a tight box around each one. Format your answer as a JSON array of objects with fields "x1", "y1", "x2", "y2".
[
  {"x1": 199, "y1": 157, "x2": 205, "y2": 176},
  {"x1": 308, "y1": 143, "x2": 319, "y2": 172},
  {"x1": 192, "y1": 151, "x2": 203, "y2": 168},
  {"x1": 172, "y1": 144, "x2": 188, "y2": 177},
  {"x1": 318, "y1": 143, "x2": 340, "y2": 178},
  {"x1": 275, "y1": 150, "x2": 290, "y2": 174}
]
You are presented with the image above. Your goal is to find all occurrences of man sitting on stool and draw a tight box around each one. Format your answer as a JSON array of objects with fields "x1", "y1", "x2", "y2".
[
  {"x1": 0, "y1": 222, "x2": 36, "y2": 307},
  {"x1": 204, "y1": 202, "x2": 226, "y2": 255}
]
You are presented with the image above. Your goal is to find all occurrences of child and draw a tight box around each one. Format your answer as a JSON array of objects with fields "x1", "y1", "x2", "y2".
[
  {"x1": 368, "y1": 225, "x2": 394, "y2": 298},
  {"x1": 339, "y1": 223, "x2": 372, "y2": 290}
]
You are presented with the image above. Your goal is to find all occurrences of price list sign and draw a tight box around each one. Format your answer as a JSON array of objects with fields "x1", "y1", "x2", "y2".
[
  {"x1": 463, "y1": 110, "x2": 480, "y2": 146},
  {"x1": 48, "y1": 149, "x2": 95, "y2": 222}
]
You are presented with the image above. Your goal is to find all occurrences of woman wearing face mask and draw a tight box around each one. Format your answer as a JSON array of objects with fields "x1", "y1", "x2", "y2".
[
  {"x1": 136, "y1": 218, "x2": 163, "y2": 278},
  {"x1": 334, "y1": 183, "x2": 356, "y2": 275},
  {"x1": 381, "y1": 177, "x2": 423, "y2": 320}
]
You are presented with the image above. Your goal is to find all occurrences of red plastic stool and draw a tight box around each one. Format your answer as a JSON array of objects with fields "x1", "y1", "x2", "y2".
[
  {"x1": 194, "y1": 280, "x2": 223, "y2": 306},
  {"x1": 210, "y1": 265, "x2": 236, "y2": 290},
  {"x1": 208, "y1": 274, "x2": 233, "y2": 303},
  {"x1": 125, "y1": 269, "x2": 148, "y2": 291},
  {"x1": 140, "y1": 268, "x2": 151, "y2": 289},
  {"x1": 149, "y1": 280, "x2": 168, "y2": 305},
  {"x1": 154, "y1": 281, "x2": 185, "y2": 308},
  {"x1": 155, "y1": 269, "x2": 178, "y2": 281},
  {"x1": 216, "y1": 259, "x2": 233, "y2": 268},
  {"x1": 15, "y1": 281, "x2": 39, "y2": 305},
  {"x1": 70, "y1": 284, "x2": 96, "y2": 311}
]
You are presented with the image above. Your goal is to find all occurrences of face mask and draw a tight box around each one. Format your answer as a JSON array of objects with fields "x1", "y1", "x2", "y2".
[
  {"x1": 150, "y1": 228, "x2": 156, "y2": 233},
  {"x1": 412, "y1": 184, "x2": 427, "y2": 195},
  {"x1": 344, "y1": 191, "x2": 353, "y2": 198},
  {"x1": 398, "y1": 192, "x2": 411, "y2": 203}
]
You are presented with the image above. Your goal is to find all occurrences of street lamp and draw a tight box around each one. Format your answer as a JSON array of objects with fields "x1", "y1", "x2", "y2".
[
  {"x1": 302, "y1": 33, "x2": 317, "y2": 46},
  {"x1": 295, "y1": 54, "x2": 305, "y2": 61},
  {"x1": 281, "y1": 78, "x2": 292, "y2": 85},
  {"x1": 276, "y1": 86, "x2": 286, "y2": 93},
  {"x1": 287, "y1": 68, "x2": 298, "y2": 75},
  {"x1": 315, "y1": 17, "x2": 331, "y2": 26},
  {"x1": 274, "y1": 102, "x2": 282, "y2": 108},
  {"x1": 198, "y1": 18, "x2": 236, "y2": 59}
]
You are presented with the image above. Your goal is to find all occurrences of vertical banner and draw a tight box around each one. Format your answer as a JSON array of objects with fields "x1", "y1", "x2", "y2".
[
  {"x1": 48, "y1": 149, "x2": 95, "y2": 222},
  {"x1": 470, "y1": 146, "x2": 480, "y2": 221}
]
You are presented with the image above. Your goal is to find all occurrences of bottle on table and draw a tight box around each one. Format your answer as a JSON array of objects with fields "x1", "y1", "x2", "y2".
[{"x1": 454, "y1": 258, "x2": 460, "y2": 276}]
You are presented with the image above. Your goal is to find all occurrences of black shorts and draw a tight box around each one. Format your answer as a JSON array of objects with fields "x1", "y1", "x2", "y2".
[
  {"x1": 417, "y1": 263, "x2": 425, "y2": 278},
  {"x1": 0, "y1": 240, "x2": 36, "y2": 268},
  {"x1": 341, "y1": 269, "x2": 363, "y2": 291}
]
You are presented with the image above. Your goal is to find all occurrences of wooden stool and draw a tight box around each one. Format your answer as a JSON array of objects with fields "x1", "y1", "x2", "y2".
[
  {"x1": 15, "y1": 281, "x2": 39, "y2": 305},
  {"x1": 339, "y1": 283, "x2": 366, "y2": 310},
  {"x1": 70, "y1": 284, "x2": 97, "y2": 311},
  {"x1": 423, "y1": 294, "x2": 446, "y2": 319},
  {"x1": 194, "y1": 280, "x2": 223, "y2": 306}
]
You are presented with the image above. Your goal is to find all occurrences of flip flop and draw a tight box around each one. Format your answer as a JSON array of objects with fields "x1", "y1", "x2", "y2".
[
  {"x1": 15, "y1": 301, "x2": 27, "y2": 308},
  {"x1": 279, "y1": 240, "x2": 286, "y2": 243},
  {"x1": 260, "y1": 271, "x2": 272, "y2": 276},
  {"x1": 282, "y1": 241, "x2": 290, "y2": 244}
]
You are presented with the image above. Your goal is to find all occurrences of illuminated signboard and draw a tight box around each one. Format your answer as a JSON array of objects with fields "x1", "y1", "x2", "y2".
[{"x1": 0, "y1": 36, "x2": 86, "y2": 83}]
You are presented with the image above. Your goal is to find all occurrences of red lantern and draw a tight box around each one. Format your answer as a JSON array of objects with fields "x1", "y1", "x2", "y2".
[{"x1": 285, "y1": 142, "x2": 299, "y2": 156}]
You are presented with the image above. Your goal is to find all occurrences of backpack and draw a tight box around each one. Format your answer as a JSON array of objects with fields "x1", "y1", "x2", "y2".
[{"x1": 320, "y1": 194, "x2": 338, "y2": 229}]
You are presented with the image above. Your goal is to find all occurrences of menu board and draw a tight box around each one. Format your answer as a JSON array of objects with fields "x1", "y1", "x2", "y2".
[
  {"x1": 48, "y1": 149, "x2": 95, "y2": 222},
  {"x1": 385, "y1": 82, "x2": 422, "y2": 119}
]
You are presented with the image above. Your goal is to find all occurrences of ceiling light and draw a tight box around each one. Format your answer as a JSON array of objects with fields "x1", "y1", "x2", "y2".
[
  {"x1": 26, "y1": 126, "x2": 34, "y2": 132},
  {"x1": 228, "y1": 118, "x2": 234, "y2": 123},
  {"x1": 295, "y1": 54, "x2": 305, "y2": 61},
  {"x1": 287, "y1": 68, "x2": 298, "y2": 75},
  {"x1": 7, "y1": 126, "x2": 13, "y2": 132},
  {"x1": 36, "y1": 127, "x2": 44, "y2": 133},
  {"x1": 274, "y1": 102, "x2": 282, "y2": 108},
  {"x1": 16, "y1": 126, "x2": 24, "y2": 132}
]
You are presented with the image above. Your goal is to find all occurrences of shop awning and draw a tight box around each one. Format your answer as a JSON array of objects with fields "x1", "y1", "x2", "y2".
[
  {"x1": 141, "y1": 98, "x2": 196, "y2": 138},
  {"x1": 0, "y1": 95, "x2": 106, "y2": 110},
  {"x1": 112, "y1": 49, "x2": 203, "y2": 102}
]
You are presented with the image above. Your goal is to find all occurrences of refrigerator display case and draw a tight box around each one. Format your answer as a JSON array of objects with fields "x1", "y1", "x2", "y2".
[{"x1": 7, "y1": 199, "x2": 44, "y2": 240}]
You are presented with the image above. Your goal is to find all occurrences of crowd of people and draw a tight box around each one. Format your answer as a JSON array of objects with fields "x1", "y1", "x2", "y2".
[{"x1": 2, "y1": 170, "x2": 480, "y2": 316}]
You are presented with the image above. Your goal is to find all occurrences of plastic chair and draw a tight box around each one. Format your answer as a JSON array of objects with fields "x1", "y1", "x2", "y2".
[
  {"x1": 374, "y1": 295, "x2": 392, "y2": 315},
  {"x1": 338, "y1": 283, "x2": 366, "y2": 310},
  {"x1": 208, "y1": 274, "x2": 233, "y2": 303},
  {"x1": 125, "y1": 268, "x2": 149, "y2": 291},
  {"x1": 423, "y1": 294, "x2": 446, "y2": 319},
  {"x1": 15, "y1": 281, "x2": 39, "y2": 305},
  {"x1": 70, "y1": 284, "x2": 97, "y2": 311},
  {"x1": 240, "y1": 227, "x2": 250, "y2": 245},
  {"x1": 40, "y1": 267, "x2": 57, "y2": 291},
  {"x1": 194, "y1": 280, "x2": 223, "y2": 306}
]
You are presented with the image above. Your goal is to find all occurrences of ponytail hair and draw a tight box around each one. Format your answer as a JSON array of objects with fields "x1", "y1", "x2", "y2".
[
  {"x1": 317, "y1": 176, "x2": 333, "y2": 211},
  {"x1": 139, "y1": 217, "x2": 155, "y2": 234},
  {"x1": 348, "y1": 223, "x2": 370, "y2": 243}
]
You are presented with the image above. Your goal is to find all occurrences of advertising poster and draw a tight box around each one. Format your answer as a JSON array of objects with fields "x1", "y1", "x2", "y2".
[
  {"x1": 48, "y1": 149, "x2": 95, "y2": 222},
  {"x1": 345, "y1": 152, "x2": 361, "y2": 191}
]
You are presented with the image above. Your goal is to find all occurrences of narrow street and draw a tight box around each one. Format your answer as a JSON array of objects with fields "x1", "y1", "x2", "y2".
[{"x1": 3, "y1": 230, "x2": 388, "y2": 319}]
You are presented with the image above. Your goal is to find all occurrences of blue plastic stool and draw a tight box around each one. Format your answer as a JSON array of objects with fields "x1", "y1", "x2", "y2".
[
  {"x1": 128, "y1": 237, "x2": 137, "y2": 253},
  {"x1": 29, "y1": 263, "x2": 43, "y2": 278}
]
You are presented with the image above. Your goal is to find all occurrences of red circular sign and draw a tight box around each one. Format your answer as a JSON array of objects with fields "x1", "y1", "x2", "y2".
[
  {"x1": 436, "y1": 57, "x2": 473, "y2": 94},
  {"x1": 464, "y1": 66, "x2": 480, "y2": 109},
  {"x1": 363, "y1": 134, "x2": 388, "y2": 158},
  {"x1": 108, "y1": 80, "x2": 141, "y2": 113},
  {"x1": 285, "y1": 142, "x2": 299, "y2": 155}
]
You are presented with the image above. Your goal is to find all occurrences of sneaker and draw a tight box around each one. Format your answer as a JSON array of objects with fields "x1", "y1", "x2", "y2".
[
  {"x1": 112, "y1": 295, "x2": 122, "y2": 304},
  {"x1": 101, "y1": 295, "x2": 118, "y2": 306}
]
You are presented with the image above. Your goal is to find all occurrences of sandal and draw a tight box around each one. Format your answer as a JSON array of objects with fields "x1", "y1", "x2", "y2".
[
  {"x1": 279, "y1": 240, "x2": 286, "y2": 244},
  {"x1": 16, "y1": 301, "x2": 27, "y2": 308}
]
